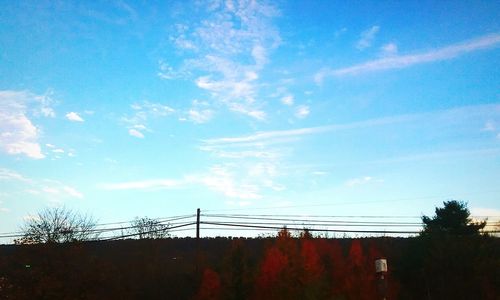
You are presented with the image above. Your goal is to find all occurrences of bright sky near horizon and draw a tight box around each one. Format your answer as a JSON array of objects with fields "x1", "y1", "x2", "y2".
[{"x1": 1, "y1": 1, "x2": 500, "y2": 237}]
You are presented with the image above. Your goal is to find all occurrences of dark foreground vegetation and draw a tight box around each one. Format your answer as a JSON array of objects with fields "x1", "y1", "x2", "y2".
[
  {"x1": 0, "y1": 233, "x2": 498, "y2": 299},
  {"x1": 1, "y1": 201, "x2": 498, "y2": 299}
]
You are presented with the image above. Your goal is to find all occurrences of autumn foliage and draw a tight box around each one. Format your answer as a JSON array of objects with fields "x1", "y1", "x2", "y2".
[
  {"x1": 195, "y1": 228, "x2": 400, "y2": 300},
  {"x1": 0, "y1": 232, "x2": 497, "y2": 299}
]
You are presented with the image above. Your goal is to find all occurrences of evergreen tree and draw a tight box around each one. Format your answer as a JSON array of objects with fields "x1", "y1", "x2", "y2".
[{"x1": 421, "y1": 200, "x2": 486, "y2": 235}]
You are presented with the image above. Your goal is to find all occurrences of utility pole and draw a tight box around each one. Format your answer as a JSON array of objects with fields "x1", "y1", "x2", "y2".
[
  {"x1": 196, "y1": 208, "x2": 200, "y2": 240},
  {"x1": 196, "y1": 208, "x2": 200, "y2": 273}
]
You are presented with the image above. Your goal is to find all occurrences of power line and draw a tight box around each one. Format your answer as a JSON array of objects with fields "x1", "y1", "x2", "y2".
[
  {"x1": 201, "y1": 221, "x2": 500, "y2": 235},
  {"x1": 200, "y1": 221, "x2": 422, "y2": 234},
  {"x1": 100, "y1": 222, "x2": 197, "y2": 241},
  {"x1": 202, "y1": 214, "x2": 424, "y2": 224},
  {"x1": 2, "y1": 210, "x2": 498, "y2": 243},
  {"x1": 92, "y1": 214, "x2": 196, "y2": 228},
  {"x1": 0, "y1": 214, "x2": 196, "y2": 238},
  {"x1": 204, "y1": 213, "x2": 424, "y2": 219},
  {"x1": 200, "y1": 221, "x2": 423, "y2": 228}
]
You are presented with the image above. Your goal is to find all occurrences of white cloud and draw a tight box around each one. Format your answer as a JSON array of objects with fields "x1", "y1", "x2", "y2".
[
  {"x1": 312, "y1": 171, "x2": 328, "y2": 176},
  {"x1": 188, "y1": 109, "x2": 214, "y2": 124},
  {"x1": 204, "y1": 113, "x2": 412, "y2": 145},
  {"x1": 135, "y1": 101, "x2": 175, "y2": 117},
  {"x1": 0, "y1": 90, "x2": 53, "y2": 159},
  {"x1": 204, "y1": 104, "x2": 500, "y2": 146},
  {"x1": 316, "y1": 33, "x2": 500, "y2": 81},
  {"x1": 40, "y1": 184, "x2": 84, "y2": 199},
  {"x1": 380, "y1": 42, "x2": 398, "y2": 56},
  {"x1": 100, "y1": 179, "x2": 185, "y2": 190},
  {"x1": 128, "y1": 129, "x2": 144, "y2": 138},
  {"x1": 295, "y1": 105, "x2": 310, "y2": 119},
  {"x1": 227, "y1": 102, "x2": 266, "y2": 120},
  {"x1": 0, "y1": 195, "x2": 8, "y2": 212},
  {"x1": 346, "y1": 176, "x2": 383, "y2": 187},
  {"x1": 45, "y1": 143, "x2": 55, "y2": 148},
  {"x1": 99, "y1": 163, "x2": 279, "y2": 200},
  {"x1": 163, "y1": 1, "x2": 280, "y2": 119},
  {"x1": 0, "y1": 168, "x2": 83, "y2": 200},
  {"x1": 0, "y1": 168, "x2": 30, "y2": 182},
  {"x1": 198, "y1": 165, "x2": 262, "y2": 200},
  {"x1": 52, "y1": 148, "x2": 64, "y2": 153},
  {"x1": 482, "y1": 121, "x2": 495, "y2": 132},
  {"x1": 201, "y1": 147, "x2": 279, "y2": 159},
  {"x1": 34, "y1": 93, "x2": 56, "y2": 118},
  {"x1": 356, "y1": 26, "x2": 380, "y2": 50},
  {"x1": 65, "y1": 112, "x2": 84, "y2": 122},
  {"x1": 252, "y1": 44, "x2": 268, "y2": 66},
  {"x1": 42, "y1": 186, "x2": 59, "y2": 194},
  {"x1": 281, "y1": 95, "x2": 294, "y2": 106},
  {"x1": 334, "y1": 27, "x2": 347, "y2": 37},
  {"x1": 123, "y1": 101, "x2": 175, "y2": 136},
  {"x1": 158, "y1": 60, "x2": 190, "y2": 80}
]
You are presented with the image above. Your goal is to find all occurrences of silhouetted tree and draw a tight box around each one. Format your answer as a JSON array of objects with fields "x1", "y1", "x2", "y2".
[
  {"x1": 128, "y1": 217, "x2": 170, "y2": 239},
  {"x1": 221, "y1": 240, "x2": 252, "y2": 300},
  {"x1": 421, "y1": 200, "x2": 486, "y2": 235},
  {"x1": 15, "y1": 207, "x2": 98, "y2": 244}
]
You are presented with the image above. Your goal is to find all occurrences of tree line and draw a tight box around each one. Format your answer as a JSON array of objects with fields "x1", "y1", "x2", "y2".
[
  {"x1": 0, "y1": 201, "x2": 497, "y2": 299},
  {"x1": 11, "y1": 200, "x2": 493, "y2": 244}
]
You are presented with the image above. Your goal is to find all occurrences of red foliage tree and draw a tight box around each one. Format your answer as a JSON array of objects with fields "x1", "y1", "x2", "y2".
[
  {"x1": 196, "y1": 268, "x2": 221, "y2": 300},
  {"x1": 300, "y1": 239, "x2": 324, "y2": 283},
  {"x1": 254, "y1": 228, "x2": 302, "y2": 300},
  {"x1": 342, "y1": 240, "x2": 378, "y2": 300}
]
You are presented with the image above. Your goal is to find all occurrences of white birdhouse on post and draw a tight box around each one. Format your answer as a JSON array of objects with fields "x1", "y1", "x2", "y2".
[
  {"x1": 375, "y1": 258, "x2": 388, "y2": 300},
  {"x1": 375, "y1": 258, "x2": 388, "y2": 274}
]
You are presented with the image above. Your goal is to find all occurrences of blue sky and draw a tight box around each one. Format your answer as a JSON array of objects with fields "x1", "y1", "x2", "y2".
[{"x1": 1, "y1": 0, "x2": 500, "y2": 237}]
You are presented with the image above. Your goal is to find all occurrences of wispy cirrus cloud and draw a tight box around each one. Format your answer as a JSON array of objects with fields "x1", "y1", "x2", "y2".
[
  {"x1": 203, "y1": 104, "x2": 500, "y2": 149},
  {"x1": 0, "y1": 200, "x2": 8, "y2": 213},
  {"x1": 356, "y1": 25, "x2": 380, "y2": 50},
  {"x1": 0, "y1": 168, "x2": 31, "y2": 182},
  {"x1": 281, "y1": 95, "x2": 294, "y2": 106},
  {"x1": 203, "y1": 113, "x2": 419, "y2": 145},
  {"x1": 0, "y1": 168, "x2": 84, "y2": 200},
  {"x1": 482, "y1": 121, "x2": 496, "y2": 132},
  {"x1": 100, "y1": 165, "x2": 266, "y2": 200},
  {"x1": 182, "y1": 100, "x2": 215, "y2": 124},
  {"x1": 346, "y1": 176, "x2": 383, "y2": 187},
  {"x1": 100, "y1": 178, "x2": 185, "y2": 190},
  {"x1": 316, "y1": 33, "x2": 500, "y2": 81},
  {"x1": 295, "y1": 105, "x2": 310, "y2": 119},
  {"x1": 161, "y1": 0, "x2": 281, "y2": 120},
  {"x1": 0, "y1": 90, "x2": 56, "y2": 159},
  {"x1": 188, "y1": 109, "x2": 214, "y2": 124},
  {"x1": 380, "y1": 42, "x2": 398, "y2": 56},
  {"x1": 122, "y1": 101, "x2": 175, "y2": 138}
]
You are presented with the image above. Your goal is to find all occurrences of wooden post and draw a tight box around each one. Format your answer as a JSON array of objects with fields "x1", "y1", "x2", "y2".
[
  {"x1": 196, "y1": 208, "x2": 200, "y2": 239},
  {"x1": 196, "y1": 208, "x2": 200, "y2": 273}
]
